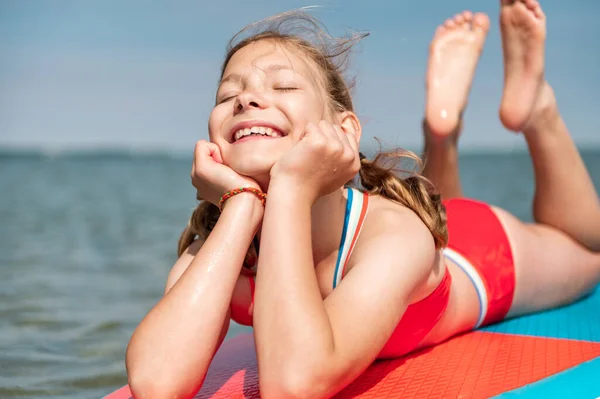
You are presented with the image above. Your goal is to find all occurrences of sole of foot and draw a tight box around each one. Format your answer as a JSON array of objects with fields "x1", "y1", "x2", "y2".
[
  {"x1": 498, "y1": 0, "x2": 547, "y2": 132},
  {"x1": 425, "y1": 11, "x2": 490, "y2": 140}
]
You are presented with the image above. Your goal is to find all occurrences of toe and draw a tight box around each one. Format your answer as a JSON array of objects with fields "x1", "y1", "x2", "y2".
[
  {"x1": 531, "y1": 0, "x2": 545, "y2": 19},
  {"x1": 434, "y1": 25, "x2": 446, "y2": 38},
  {"x1": 454, "y1": 13, "x2": 465, "y2": 25},
  {"x1": 473, "y1": 13, "x2": 491, "y2": 33},
  {"x1": 461, "y1": 11, "x2": 473, "y2": 30},
  {"x1": 522, "y1": 0, "x2": 545, "y2": 19},
  {"x1": 444, "y1": 18, "x2": 457, "y2": 29}
]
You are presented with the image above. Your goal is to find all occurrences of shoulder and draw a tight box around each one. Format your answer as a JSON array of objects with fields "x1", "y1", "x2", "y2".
[
  {"x1": 363, "y1": 195, "x2": 436, "y2": 252},
  {"x1": 350, "y1": 195, "x2": 437, "y2": 278}
]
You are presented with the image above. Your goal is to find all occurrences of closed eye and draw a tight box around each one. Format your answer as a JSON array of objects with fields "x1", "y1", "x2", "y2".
[
  {"x1": 275, "y1": 87, "x2": 298, "y2": 92},
  {"x1": 218, "y1": 95, "x2": 236, "y2": 104}
]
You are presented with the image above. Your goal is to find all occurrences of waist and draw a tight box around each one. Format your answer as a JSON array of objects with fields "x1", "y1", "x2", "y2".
[
  {"x1": 378, "y1": 262, "x2": 452, "y2": 358},
  {"x1": 416, "y1": 258, "x2": 482, "y2": 350}
]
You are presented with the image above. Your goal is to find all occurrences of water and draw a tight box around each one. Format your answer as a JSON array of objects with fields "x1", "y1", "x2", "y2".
[{"x1": 1, "y1": 150, "x2": 599, "y2": 398}]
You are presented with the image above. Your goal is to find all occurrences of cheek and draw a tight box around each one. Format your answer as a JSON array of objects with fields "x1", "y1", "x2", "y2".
[
  {"x1": 283, "y1": 93, "x2": 327, "y2": 127},
  {"x1": 305, "y1": 90, "x2": 330, "y2": 121},
  {"x1": 208, "y1": 107, "x2": 227, "y2": 141}
]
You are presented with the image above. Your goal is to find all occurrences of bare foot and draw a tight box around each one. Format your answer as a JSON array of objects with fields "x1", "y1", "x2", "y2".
[
  {"x1": 499, "y1": 0, "x2": 546, "y2": 132},
  {"x1": 425, "y1": 11, "x2": 490, "y2": 139}
]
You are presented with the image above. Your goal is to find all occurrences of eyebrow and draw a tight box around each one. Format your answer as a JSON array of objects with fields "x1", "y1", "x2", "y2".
[{"x1": 219, "y1": 64, "x2": 298, "y2": 87}]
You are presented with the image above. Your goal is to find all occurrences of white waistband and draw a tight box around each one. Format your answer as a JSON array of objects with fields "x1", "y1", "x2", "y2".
[{"x1": 443, "y1": 247, "x2": 488, "y2": 329}]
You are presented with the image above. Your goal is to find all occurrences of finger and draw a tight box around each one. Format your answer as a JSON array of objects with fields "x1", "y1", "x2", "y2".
[
  {"x1": 344, "y1": 124, "x2": 359, "y2": 145},
  {"x1": 208, "y1": 142, "x2": 224, "y2": 164},
  {"x1": 300, "y1": 122, "x2": 313, "y2": 140},
  {"x1": 194, "y1": 140, "x2": 222, "y2": 165},
  {"x1": 332, "y1": 124, "x2": 349, "y2": 145},
  {"x1": 334, "y1": 124, "x2": 359, "y2": 155},
  {"x1": 192, "y1": 140, "x2": 207, "y2": 172},
  {"x1": 318, "y1": 120, "x2": 339, "y2": 141},
  {"x1": 318, "y1": 120, "x2": 344, "y2": 155},
  {"x1": 302, "y1": 122, "x2": 326, "y2": 148},
  {"x1": 194, "y1": 140, "x2": 209, "y2": 160}
]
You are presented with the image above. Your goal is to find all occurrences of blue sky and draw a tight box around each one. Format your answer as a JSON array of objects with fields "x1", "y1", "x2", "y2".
[{"x1": 0, "y1": 0, "x2": 598, "y2": 153}]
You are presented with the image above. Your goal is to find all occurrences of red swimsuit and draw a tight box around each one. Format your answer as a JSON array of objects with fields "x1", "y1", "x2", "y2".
[{"x1": 231, "y1": 189, "x2": 516, "y2": 358}]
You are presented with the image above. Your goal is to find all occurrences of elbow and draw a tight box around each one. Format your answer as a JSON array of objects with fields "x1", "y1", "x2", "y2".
[
  {"x1": 128, "y1": 374, "x2": 161, "y2": 399},
  {"x1": 125, "y1": 331, "x2": 213, "y2": 399},
  {"x1": 126, "y1": 349, "x2": 199, "y2": 399},
  {"x1": 260, "y1": 366, "x2": 333, "y2": 399},
  {"x1": 128, "y1": 371, "x2": 198, "y2": 399},
  {"x1": 127, "y1": 372, "x2": 168, "y2": 399}
]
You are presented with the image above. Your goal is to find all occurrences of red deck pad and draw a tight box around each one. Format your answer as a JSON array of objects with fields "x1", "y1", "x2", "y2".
[
  {"x1": 335, "y1": 332, "x2": 600, "y2": 398},
  {"x1": 105, "y1": 331, "x2": 600, "y2": 399}
]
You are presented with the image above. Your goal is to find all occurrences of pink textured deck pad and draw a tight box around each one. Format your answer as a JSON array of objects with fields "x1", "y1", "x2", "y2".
[{"x1": 105, "y1": 331, "x2": 600, "y2": 399}]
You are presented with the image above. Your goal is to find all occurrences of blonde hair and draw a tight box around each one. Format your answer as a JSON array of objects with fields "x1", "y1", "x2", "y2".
[{"x1": 178, "y1": 10, "x2": 447, "y2": 258}]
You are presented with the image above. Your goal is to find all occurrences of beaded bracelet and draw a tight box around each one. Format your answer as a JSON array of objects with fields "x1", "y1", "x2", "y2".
[{"x1": 219, "y1": 187, "x2": 267, "y2": 211}]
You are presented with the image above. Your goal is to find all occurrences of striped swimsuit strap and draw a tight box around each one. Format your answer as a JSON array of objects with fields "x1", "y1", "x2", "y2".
[{"x1": 332, "y1": 187, "x2": 370, "y2": 289}]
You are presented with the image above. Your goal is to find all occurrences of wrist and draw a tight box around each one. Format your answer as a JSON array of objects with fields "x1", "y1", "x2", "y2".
[
  {"x1": 219, "y1": 186, "x2": 265, "y2": 210},
  {"x1": 268, "y1": 178, "x2": 316, "y2": 208},
  {"x1": 220, "y1": 193, "x2": 265, "y2": 224}
]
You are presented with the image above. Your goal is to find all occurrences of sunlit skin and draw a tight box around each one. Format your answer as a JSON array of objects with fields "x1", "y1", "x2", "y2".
[
  {"x1": 205, "y1": 41, "x2": 455, "y2": 397},
  {"x1": 125, "y1": 3, "x2": 600, "y2": 399},
  {"x1": 425, "y1": 11, "x2": 490, "y2": 138},
  {"x1": 209, "y1": 40, "x2": 332, "y2": 189},
  {"x1": 126, "y1": 37, "x2": 465, "y2": 399}
]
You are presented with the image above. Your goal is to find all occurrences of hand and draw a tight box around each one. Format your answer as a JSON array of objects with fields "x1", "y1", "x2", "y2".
[
  {"x1": 191, "y1": 140, "x2": 260, "y2": 206},
  {"x1": 270, "y1": 121, "x2": 360, "y2": 203}
]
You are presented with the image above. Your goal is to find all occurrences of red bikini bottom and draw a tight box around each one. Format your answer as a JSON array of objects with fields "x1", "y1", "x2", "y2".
[{"x1": 443, "y1": 198, "x2": 516, "y2": 327}]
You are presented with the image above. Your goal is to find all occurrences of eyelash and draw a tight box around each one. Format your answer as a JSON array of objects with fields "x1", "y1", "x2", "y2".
[
  {"x1": 218, "y1": 87, "x2": 298, "y2": 104},
  {"x1": 219, "y1": 96, "x2": 236, "y2": 104}
]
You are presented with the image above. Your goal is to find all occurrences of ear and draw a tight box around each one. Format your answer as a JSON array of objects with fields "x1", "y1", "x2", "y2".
[{"x1": 338, "y1": 111, "x2": 362, "y2": 144}]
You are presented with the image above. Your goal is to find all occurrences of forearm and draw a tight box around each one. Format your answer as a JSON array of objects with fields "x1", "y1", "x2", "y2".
[
  {"x1": 126, "y1": 195, "x2": 263, "y2": 396},
  {"x1": 254, "y1": 184, "x2": 335, "y2": 379}
]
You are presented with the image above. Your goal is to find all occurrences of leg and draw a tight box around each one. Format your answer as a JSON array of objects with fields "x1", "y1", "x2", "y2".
[
  {"x1": 421, "y1": 11, "x2": 490, "y2": 200},
  {"x1": 504, "y1": 90, "x2": 600, "y2": 314},
  {"x1": 422, "y1": 120, "x2": 463, "y2": 200},
  {"x1": 504, "y1": 87, "x2": 600, "y2": 316},
  {"x1": 494, "y1": 0, "x2": 600, "y2": 317},
  {"x1": 523, "y1": 83, "x2": 600, "y2": 252},
  {"x1": 498, "y1": 0, "x2": 546, "y2": 131},
  {"x1": 494, "y1": 207, "x2": 600, "y2": 318},
  {"x1": 499, "y1": 0, "x2": 600, "y2": 252}
]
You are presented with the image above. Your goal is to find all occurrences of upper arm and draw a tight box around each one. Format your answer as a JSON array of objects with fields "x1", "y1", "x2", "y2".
[
  {"x1": 230, "y1": 274, "x2": 255, "y2": 326},
  {"x1": 322, "y1": 209, "x2": 436, "y2": 381}
]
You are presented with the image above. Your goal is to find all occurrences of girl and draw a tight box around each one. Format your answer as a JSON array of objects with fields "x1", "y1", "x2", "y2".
[{"x1": 126, "y1": 2, "x2": 600, "y2": 398}]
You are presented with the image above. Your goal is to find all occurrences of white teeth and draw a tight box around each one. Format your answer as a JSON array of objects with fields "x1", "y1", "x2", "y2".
[{"x1": 233, "y1": 126, "x2": 282, "y2": 141}]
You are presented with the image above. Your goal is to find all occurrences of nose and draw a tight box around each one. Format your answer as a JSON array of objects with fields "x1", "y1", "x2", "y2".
[{"x1": 234, "y1": 90, "x2": 266, "y2": 114}]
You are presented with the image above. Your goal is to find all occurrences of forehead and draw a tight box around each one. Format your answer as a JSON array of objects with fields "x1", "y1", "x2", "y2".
[{"x1": 222, "y1": 39, "x2": 318, "y2": 82}]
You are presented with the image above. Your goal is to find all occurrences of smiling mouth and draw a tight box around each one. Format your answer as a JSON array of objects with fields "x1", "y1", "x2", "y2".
[{"x1": 233, "y1": 126, "x2": 284, "y2": 142}]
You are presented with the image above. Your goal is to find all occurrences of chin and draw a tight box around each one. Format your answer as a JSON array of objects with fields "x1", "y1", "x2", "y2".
[
  {"x1": 223, "y1": 139, "x2": 289, "y2": 181},
  {"x1": 227, "y1": 152, "x2": 277, "y2": 180}
]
